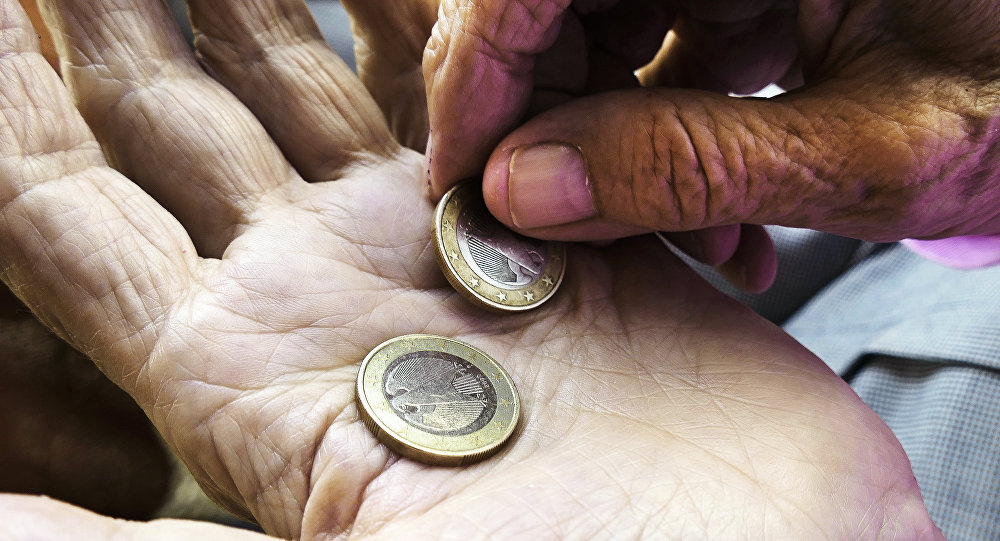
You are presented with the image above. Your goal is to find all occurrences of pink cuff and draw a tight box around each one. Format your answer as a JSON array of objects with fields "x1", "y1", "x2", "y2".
[{"x1": 901, "y1": 235, "x2": 1000, "y2": 269}]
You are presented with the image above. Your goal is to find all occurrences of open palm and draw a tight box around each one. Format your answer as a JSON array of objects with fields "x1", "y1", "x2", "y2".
[{"x1": 0, "y1": 0, "x2": 938, "y2": 539}]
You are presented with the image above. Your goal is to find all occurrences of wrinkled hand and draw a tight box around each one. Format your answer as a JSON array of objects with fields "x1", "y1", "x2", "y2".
[
  {"x1": 0, "y1": 0, "x2": 940, "y2": 539},
  {"x1": 422, "y1": 0, "x2": 1000, "y2": 291}
]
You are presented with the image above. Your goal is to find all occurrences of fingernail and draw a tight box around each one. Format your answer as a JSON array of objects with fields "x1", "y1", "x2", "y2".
[
  {"x1": 507, "y1": 143, "x2": 596, "y2": 229},
  {"x1": 718, "y1": 259, "x2": 748, "y2": 292}
]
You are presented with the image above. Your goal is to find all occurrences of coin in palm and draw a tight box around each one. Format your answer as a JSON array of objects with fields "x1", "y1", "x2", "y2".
[{"x1": 356, "y1": 334, "x2": 520, "y2": 466}]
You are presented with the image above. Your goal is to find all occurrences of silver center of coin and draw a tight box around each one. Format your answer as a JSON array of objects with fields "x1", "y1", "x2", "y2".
[
  {"x1": 456, "y1": 203, "x2": 546, "y2": 290},
  {"x1": 383, "y1": 350, "x2": 498, "y2": 436}
]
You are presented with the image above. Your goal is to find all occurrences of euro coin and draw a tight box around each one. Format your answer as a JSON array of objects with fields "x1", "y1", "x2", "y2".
[
  {"x1": 356, "y1": 334, "x2": 520, "y2": 466},
  {"x1": 433, "y1": 182, "x2": 566, "y2": 312}
]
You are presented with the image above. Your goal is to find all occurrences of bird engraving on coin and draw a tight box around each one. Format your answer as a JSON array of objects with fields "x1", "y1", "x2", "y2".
[
  {"x1": 356, "y1": 335, "x2": 520, "y2": 465},
  {"x1": 433, "y1": 182, "x2": 566, "y2": 312},
  {"x1": 457, "y1": 207, "x2": 545, "y2": 289},
  {"x1": 384, "y1": 350, "x2": 497, "y2": 436}
]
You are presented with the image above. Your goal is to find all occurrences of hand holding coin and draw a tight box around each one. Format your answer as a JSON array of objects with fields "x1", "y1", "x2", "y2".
[{"x1": 0, "y1": 1, "x2": 938, "y2": 538}]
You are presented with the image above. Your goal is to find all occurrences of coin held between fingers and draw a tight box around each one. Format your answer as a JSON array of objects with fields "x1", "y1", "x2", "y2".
[{"x1": 433, "y1": 182, "x2": 566, "y2": 312}]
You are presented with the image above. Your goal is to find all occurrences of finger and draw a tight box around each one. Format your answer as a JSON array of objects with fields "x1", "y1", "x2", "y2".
[
  {"x1": 39, "y1": 0, "x2": 300, "y2": 257},
  {"x1": 424, "y1": 0, "x2": 572, "y2": 197},
  {"x1": 662, "y1": 224, "x2": 776, "y2": 292},
  {"x1": 661, "y1": 224, "x2": 740, "y2": 266},
  {"x1": 0, "y1": 0, "x2": 196, "y2": 385},
  {"x1": 188, "y1": 0, "x2": 403, "y2": 176},
  {"x1": 341, "y1": 0, "x2": 438, "y2": 150},
  {"x1": 715, "y1": 224, "x2": 777, "y2": 293},
  {"x1": 481, "y1": 71, "x2": 1000, "y2": 242},
  {"x1": 0, "y1": 494, "x2": 275, "y2": 541},
  {"x1": 638, "y1": 5, "x2": 798, "y2": 95}
]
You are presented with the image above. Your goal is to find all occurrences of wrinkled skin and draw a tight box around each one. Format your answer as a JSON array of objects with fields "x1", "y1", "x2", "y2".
[
  {"x1": 0, "y1": 0, "x2": 942, "y2": 539},
  {"x1": 0, "y1": 0, "x2": 174, "y2": 521},
  {"x1": 421, "y1": 0, "x2": 1000, "y2": 292}
]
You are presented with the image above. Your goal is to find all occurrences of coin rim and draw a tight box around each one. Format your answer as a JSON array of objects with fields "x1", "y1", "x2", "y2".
[
  {"x1": 356, "y1": 334, "x2": 521, "y2": 466},
  {"x1": 433, "y1": 182, "x2": 566, "y2": 312}
]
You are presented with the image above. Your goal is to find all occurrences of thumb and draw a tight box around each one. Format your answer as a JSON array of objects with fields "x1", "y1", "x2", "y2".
[{"x1": 481, "y1": 82, "x2": 1000, "y2": 242}]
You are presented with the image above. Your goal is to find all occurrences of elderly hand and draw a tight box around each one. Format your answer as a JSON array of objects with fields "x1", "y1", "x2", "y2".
[
  {"x1": 0, "y1": 0, "x2": 939, "y2": 538},
  {"x1": 421, "y1": 0, "x2": 1000, "y2": 291}
]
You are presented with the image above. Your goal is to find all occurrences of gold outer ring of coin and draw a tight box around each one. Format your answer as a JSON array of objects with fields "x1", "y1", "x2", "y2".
[
  {"x1": 433, "y1": 182, "x2": 567, "y2": 312},
  {"x1": 355, "y1": 334, "x2": 521, "y2": 466}
]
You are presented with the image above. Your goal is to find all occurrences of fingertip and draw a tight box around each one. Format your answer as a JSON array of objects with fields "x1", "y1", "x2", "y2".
[
  {"x1": 426, "y1": 135, "x2": 447, "y2": 199},
  {"x1": 427, "y1": 134, "x2": 493, "y2": 200},
  {"x1": 425, "y1": 133, "x2": 450, "y2": 200},
  {"x1": 426, "y1": 142, "x2": 462, "y2": 200},
  {"x1": 744, "y1": 249, "x2": 778, "y2": 293},
  {"x1": 717, "y1": 224, "x2": 777, "y2": 293}
]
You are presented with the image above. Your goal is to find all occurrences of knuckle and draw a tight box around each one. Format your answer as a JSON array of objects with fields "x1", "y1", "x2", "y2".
[
  {"x1": 460, "y1": 0, "x2": 571, "y2": 62},
  {"x1": 626, "y1": 91, "x2": 730, "y2": 230},
  {"x1": 191, "y1": 2, "x2": 324, "y2": 71}
]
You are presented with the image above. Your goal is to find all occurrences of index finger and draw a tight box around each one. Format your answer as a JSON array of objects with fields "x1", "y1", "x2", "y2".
[
  {"x1": 423, "y1": 0, "x2": 571, "y2": 197},
  {"x1": 0, "y1": 0, "x2": 197, "y2": 386}
]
